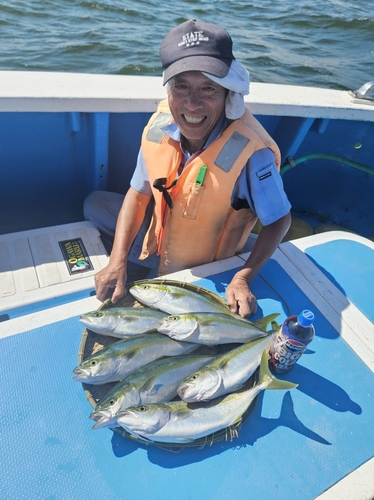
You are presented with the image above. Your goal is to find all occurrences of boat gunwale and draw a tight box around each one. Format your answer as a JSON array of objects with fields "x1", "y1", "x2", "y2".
[{"x1": 0, "y1": 71, "x2": 373, "y2": 121}]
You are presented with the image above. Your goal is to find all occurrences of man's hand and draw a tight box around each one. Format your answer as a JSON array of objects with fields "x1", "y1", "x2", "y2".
[
  {"x1": 92, "y1": 188, "x2": 152, "y2": 303},
  {"x1": 226, "y1": 275, "x2": 257, "y2": 318},
  {"x1": 94, "y1": 262, "x2": 127, "y2": 303},
  {"x1": 226, "y1": 213, "x2": 291, "y2": 318}
]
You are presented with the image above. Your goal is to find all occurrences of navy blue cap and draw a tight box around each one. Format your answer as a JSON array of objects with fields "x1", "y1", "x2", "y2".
[{"x1": 160, "y1": 19, "x2": 235, "y2": 85}]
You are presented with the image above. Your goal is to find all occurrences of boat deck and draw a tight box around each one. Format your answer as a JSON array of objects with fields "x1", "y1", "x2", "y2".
[{"x1": 1, "y1": 226, "x2": 373, "y2": 500}]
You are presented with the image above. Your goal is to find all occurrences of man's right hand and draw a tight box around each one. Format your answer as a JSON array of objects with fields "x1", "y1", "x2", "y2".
[{"x1": 94, "y1": 262, "x2": 127, "y2": 303}]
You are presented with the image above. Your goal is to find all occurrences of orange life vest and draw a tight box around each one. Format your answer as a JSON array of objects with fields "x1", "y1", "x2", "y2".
[{"x1": 139, "y1": 99, "x2": 280, "y2": 275}]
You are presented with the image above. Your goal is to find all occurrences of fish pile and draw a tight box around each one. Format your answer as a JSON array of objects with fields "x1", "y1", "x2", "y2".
[{"x1": 74, "y1": 280, "x2": 297, "y2": 445}]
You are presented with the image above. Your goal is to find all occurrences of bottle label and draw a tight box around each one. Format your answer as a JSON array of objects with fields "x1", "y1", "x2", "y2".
[{"x1": 269, "y1": 322, "x2": 309, "y2": 373}]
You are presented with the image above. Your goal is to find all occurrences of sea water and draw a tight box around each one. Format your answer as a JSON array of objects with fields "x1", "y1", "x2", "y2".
[{"x1": 0, "y1": 0, "x2": 372, "y2": 91}]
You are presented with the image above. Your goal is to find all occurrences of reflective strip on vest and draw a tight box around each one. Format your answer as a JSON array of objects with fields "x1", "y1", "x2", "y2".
[
  {"x1": 215, "y1": 131, "x2": 250, "y2": 172},
  {"x1": 146, "y1": 112, "x2": 172, "y2": 143}
]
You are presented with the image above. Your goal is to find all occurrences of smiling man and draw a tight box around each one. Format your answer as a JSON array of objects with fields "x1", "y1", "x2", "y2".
[
  {"x1": 167, "y1": 72, "x2": 228, "y2": 153},
  {"x1": 84, "y1": 19, "x2": 291, "y2": 317}
]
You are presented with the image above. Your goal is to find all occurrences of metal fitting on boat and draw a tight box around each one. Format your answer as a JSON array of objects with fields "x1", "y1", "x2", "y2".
[
  {"x1": 349, "y1": 81, "x2": 374, "y2": 103},
  {"x1": 285, "y1": 156, "x2": 296, "y2": 169}
]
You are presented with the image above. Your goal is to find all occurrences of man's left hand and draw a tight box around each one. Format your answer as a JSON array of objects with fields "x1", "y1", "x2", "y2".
[{"x1": 226, "y1": 275, "x2": 257, "y2": 318}]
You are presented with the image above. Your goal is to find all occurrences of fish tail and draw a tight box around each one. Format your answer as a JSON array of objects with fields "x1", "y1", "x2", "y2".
[
  {"x1": 255, "y1": 313, "x2": 280, "y2": 333},
  {"x1": 258, "y1": 350, "x2": 298, "y2": 391}
]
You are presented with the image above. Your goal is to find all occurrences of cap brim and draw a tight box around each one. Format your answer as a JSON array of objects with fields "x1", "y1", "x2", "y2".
[{"x1": 163, "y1": 56, "x2": 232, "y2": 85}]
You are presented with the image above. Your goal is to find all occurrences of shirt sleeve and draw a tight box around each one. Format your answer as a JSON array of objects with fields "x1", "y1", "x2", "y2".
[
  {"x1": 130, "y1": 149, "x2": 152, "y2": 196},
  {"x1": 231, "y1": 148, "x2": 291, "y2": 226}
]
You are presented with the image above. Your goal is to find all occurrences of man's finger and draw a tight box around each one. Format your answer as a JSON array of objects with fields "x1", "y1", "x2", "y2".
[
  {"x1": 111, "y1": 282, "x2": 125, "y2": 304},
  {"x1": 96, "y1": 283, "x2": 111, "y2": 302}
]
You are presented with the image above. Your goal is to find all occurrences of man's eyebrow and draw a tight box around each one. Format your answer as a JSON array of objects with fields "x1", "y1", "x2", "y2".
[{"x1": 173, "y1": 76, "x2": 188, "y2": 83}]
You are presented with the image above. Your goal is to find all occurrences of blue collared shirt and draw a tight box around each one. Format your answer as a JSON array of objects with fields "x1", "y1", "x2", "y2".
[{"x1": 128, "y1": 113, "x2": 291, "y2": 268}]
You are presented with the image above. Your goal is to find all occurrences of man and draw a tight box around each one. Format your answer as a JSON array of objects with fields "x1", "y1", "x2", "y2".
[{"x1": 84, "y1": 19, "x2": 291, "y2": 317}]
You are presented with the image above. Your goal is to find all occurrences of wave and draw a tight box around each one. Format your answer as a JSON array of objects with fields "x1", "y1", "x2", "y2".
[{"x1": 0, "y1": 0, "x2": 372, "y2": 90}]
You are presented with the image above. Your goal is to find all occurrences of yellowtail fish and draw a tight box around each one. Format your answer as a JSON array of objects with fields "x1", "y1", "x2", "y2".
[
  {"x1": 157, "y1": 312, "x2": 279, "y2": 345},
  {"x1": 79, "y1": 307, "x2": 166, "y2": 338},
  {"x1": 129, "y1": 280, "x2": 231, "y2": 315},
  {"x1": 90, "y1": 354, "x2": 214, "y2": 430},
  {"x1": 177, "y1": 336, "x2": 274, "y2": 403},
  {"x1": 72, "y1": 333, "x2": 198, "y2": 385},
  {"x1": 116, "y1": 350, "x2": 297, "y2": 444}
]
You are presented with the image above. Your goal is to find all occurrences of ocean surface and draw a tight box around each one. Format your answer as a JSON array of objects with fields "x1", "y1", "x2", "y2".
[{"x1": 0, "y1": 0, "x2": 373, "y2": 91}]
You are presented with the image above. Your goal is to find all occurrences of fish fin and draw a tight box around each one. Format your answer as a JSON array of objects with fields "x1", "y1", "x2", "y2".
[
  {"x1": 271, "y1": 321, "x2": 281, "y2": 333},
  {"x1": 125, "y1": 349, "x2": 138, "y2": 361},
  {"x1": 254, "y1": 313, "x2": 280, "y2": 333},
  {"x1": 173, "y1": 409, "x2": 194, "y2": 420},
  {"x1": 217, "y1": 359, "x2": 230, "y2": 371},
  {"x1": 127, "y1": 429, "x2": 156, "y2": 443},
  {"x1": 141, "y1": 377, "x2": 160, "y2": 397},
  {"x1": 174, "y1": 437, "x2": 196, "y2": 443},
  {"x1": 258, "y1": 350, "x2": 298, "y2": 391},
  {"x1": 230, "y1": 414, "x2": 243, "y2": 426}
]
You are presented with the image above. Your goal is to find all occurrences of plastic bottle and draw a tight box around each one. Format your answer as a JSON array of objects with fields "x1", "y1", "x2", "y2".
[{"x1": 268, "y1": 310, "x2": 315, "y2": 373}]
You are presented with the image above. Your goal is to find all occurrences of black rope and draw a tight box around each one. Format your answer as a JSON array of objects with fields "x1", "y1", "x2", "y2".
[{"x1": 153, "y1": 177, "x2": 178, "y2": 209}]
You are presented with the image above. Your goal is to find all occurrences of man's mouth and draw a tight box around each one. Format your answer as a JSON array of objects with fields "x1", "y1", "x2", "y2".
[{"x1": 183, "y1": 115, "x2": 205, "y2": 124}]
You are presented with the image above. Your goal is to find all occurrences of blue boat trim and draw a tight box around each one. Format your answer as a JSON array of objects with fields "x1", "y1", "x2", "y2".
[
  {"x1": 1, "y1": 72, "x2": 374, "y2": 498},
  {"x1": 1, "y1": 233, "x2": 374, "y2": 499}
]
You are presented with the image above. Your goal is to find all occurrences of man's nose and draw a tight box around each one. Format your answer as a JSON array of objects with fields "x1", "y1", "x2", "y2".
[{"x1": 184, "y1": 90, "x2": 204, "y2": 109}]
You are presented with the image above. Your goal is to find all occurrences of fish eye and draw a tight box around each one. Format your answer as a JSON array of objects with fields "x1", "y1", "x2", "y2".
[
  {"x1": 109, "y1": 399, "x2": 116, "y2": 406},
  {"x1": 191, "y1": 375, "x2": 198, "y2": 380},
  {"x1": 170, "y1": 316, "x2": 179, "y2": 321},
  {"x1": 139, "y1": 406, "x2": 147, "y2": 411},
  {"x1": 90, "y1": 360, "x2": 97, "y2": 366},
  {"x1": 93, "y1": 312, "x2": 102, "y2": 318}
]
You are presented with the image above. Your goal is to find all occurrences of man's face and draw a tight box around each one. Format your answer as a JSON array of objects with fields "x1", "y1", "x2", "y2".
[{"x1": 168, "y1": 71, "x2": 227, "y2": 153}]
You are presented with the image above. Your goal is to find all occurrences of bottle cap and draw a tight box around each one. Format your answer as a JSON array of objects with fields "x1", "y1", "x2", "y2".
[{"x1": 298, "y1": 309, "x2": 315, "y2": 327}]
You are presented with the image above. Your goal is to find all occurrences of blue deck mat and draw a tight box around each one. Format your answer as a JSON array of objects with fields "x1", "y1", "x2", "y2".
[
  {"x1": 1, "y1": 256, "x2": 373, "y2": 500},
  {"x1": 305, "y1": 239, "x2": 374, "y2": 323}
]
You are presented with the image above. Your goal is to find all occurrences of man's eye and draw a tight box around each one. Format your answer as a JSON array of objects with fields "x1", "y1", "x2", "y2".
[
  {"x1": 174, "y1": 84, "x2": 188, "y2": 92},
  {"x1": 200, "y1": 86, "x2": 219, "y2": 97}
]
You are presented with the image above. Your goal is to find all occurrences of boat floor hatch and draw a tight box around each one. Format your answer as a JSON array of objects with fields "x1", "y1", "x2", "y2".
[
  {"x1": 1, "y1": 238, "x2": 374, "y2": 499},
  {"x1": 0, "y1": 221, "x2": 108, "y2": 318}
]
